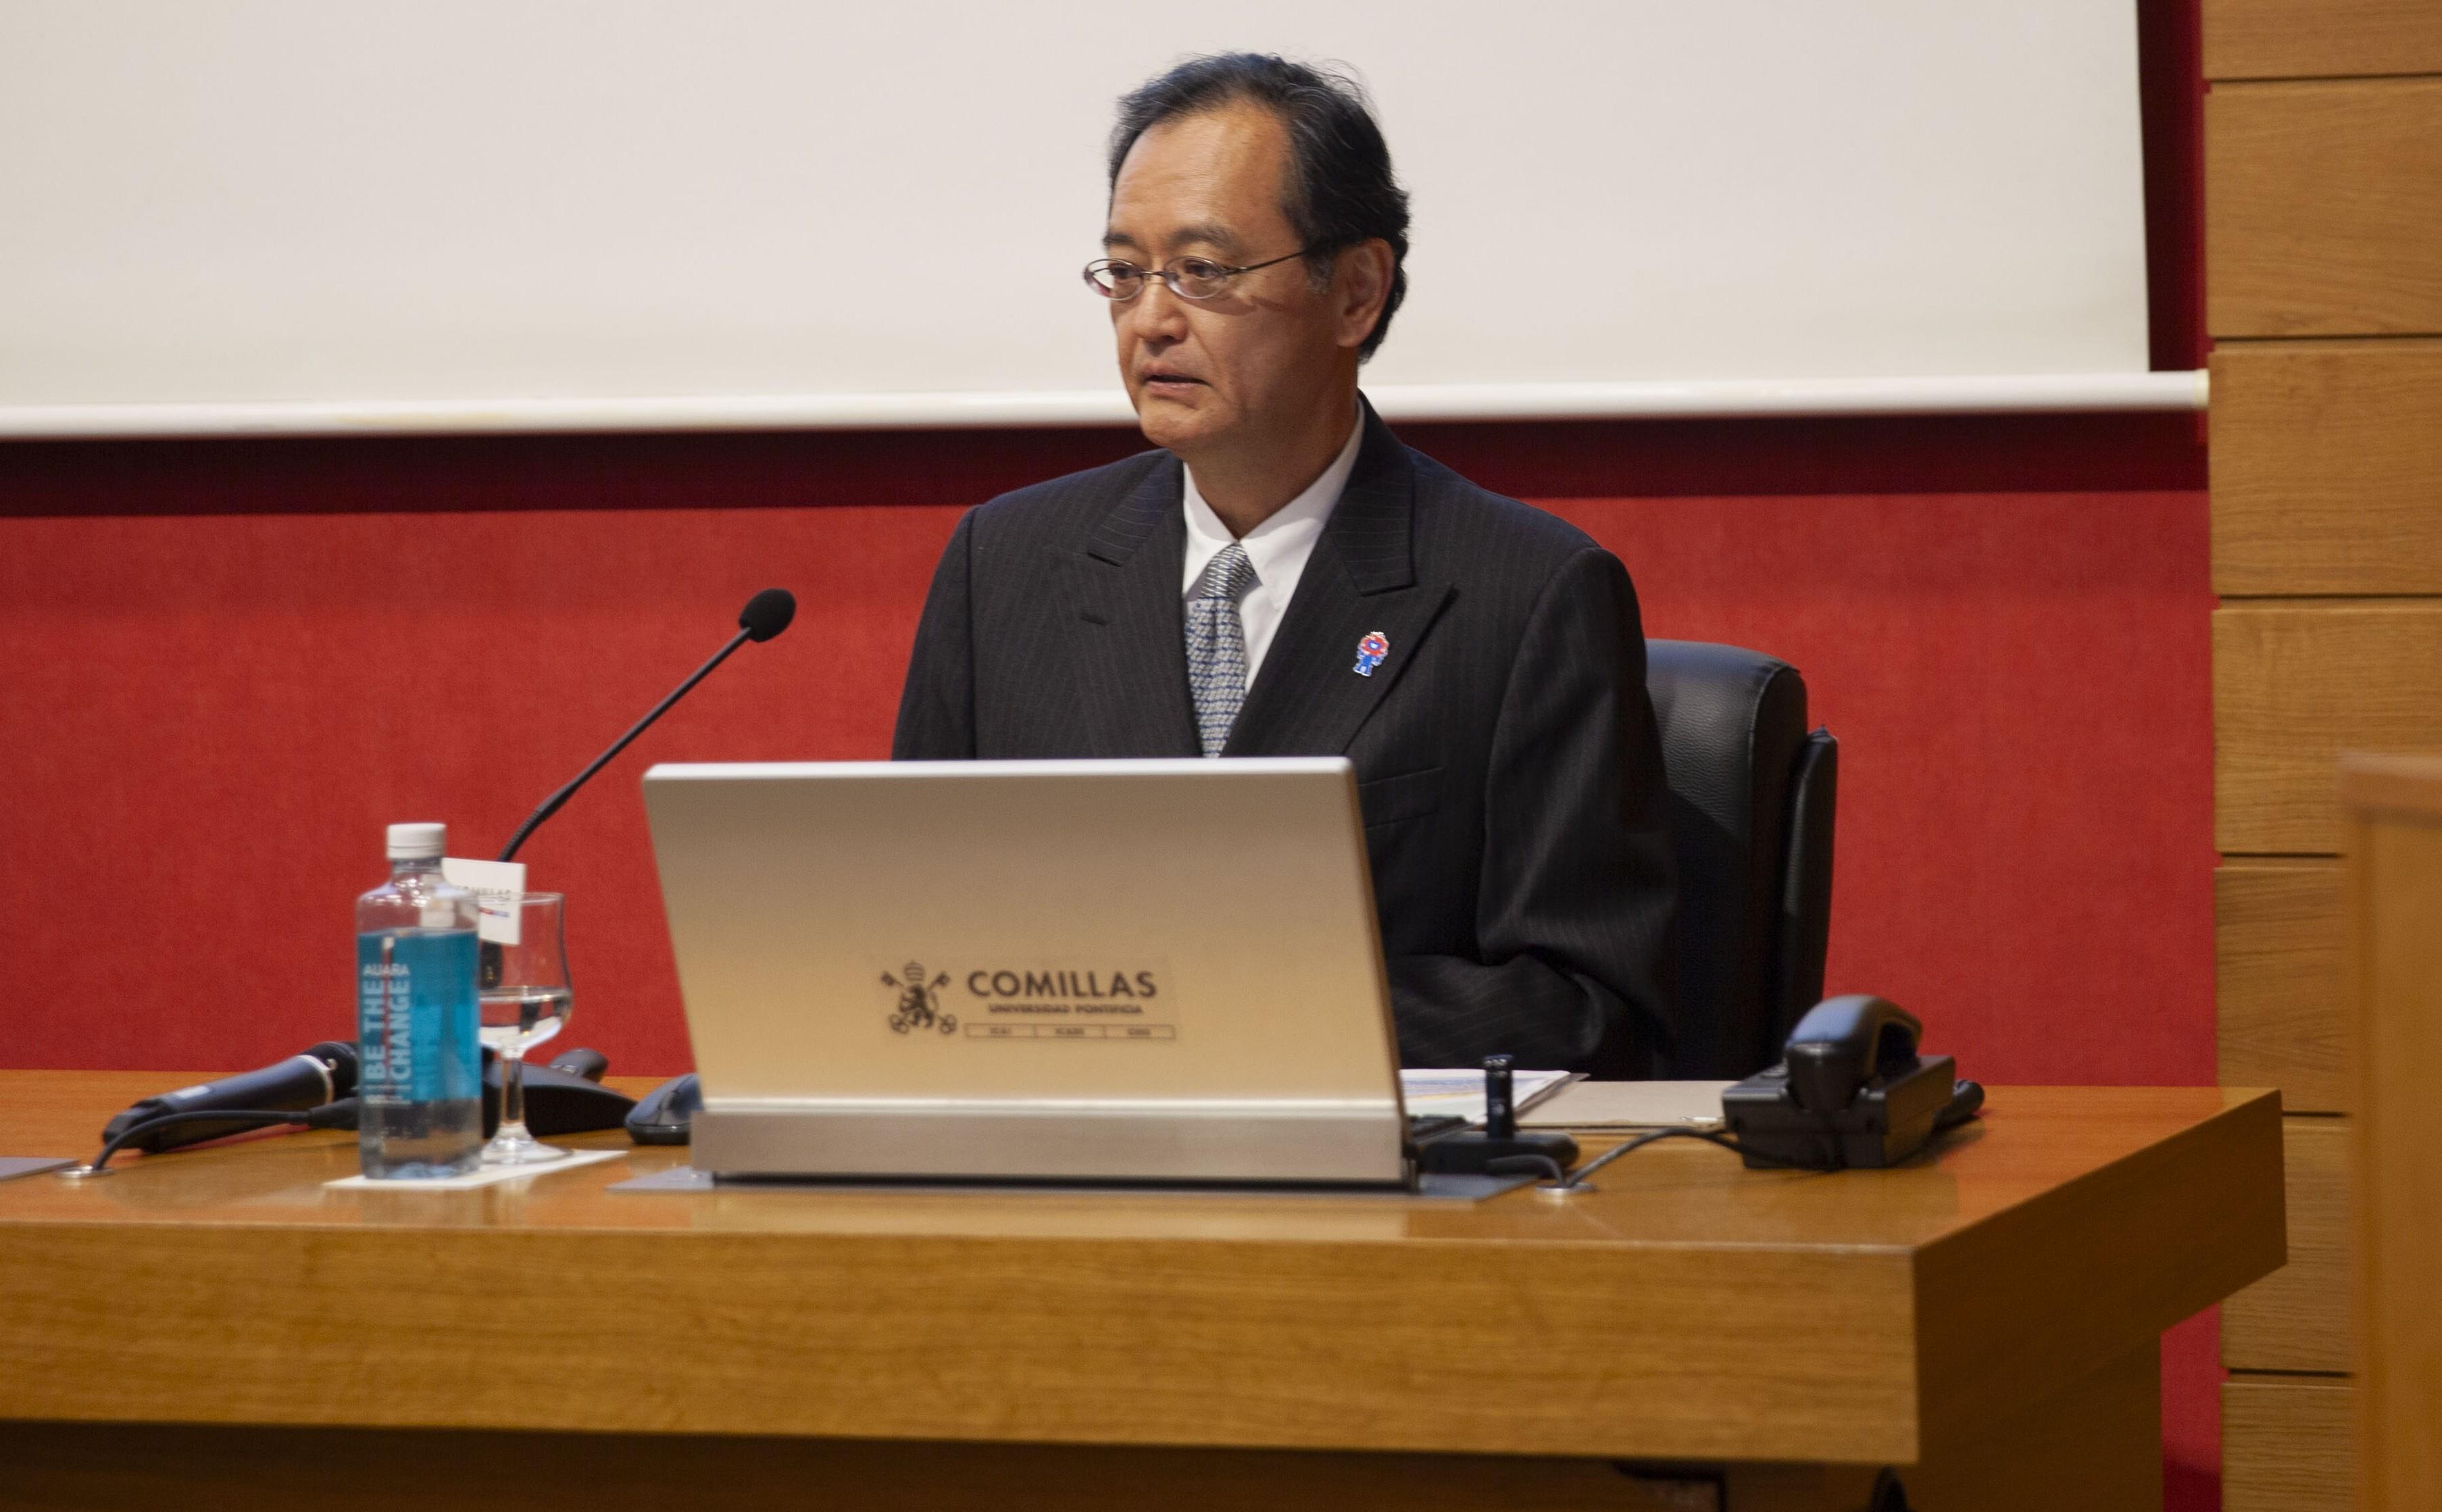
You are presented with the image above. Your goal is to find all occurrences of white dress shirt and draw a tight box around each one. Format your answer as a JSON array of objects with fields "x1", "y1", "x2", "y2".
[{"x1": 1179, "y1": 411, "x2": 1365, "y2": 691}]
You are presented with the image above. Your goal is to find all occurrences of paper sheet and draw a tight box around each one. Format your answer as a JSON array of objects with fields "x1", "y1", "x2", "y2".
[
  {"x1": 440, "y1": 857, "x2": 527, "y2": 945},
  {"x1": 1399, "y1": 1068, "x2": 1578, "y2": 1126},
  {"x1": 1521, "y1": 1080, "x2": 1734, "y2": 1130},
  {"x1": 324, "y1": 1147, "x2": 623, "y2": 1190},
  {"x1": 0, "y1": 1156, "x2": 78, "y2": 1183}
]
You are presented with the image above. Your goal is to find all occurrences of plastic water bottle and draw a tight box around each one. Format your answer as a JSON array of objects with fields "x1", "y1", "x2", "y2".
[{"x1": 355, "y1": 822, "x2": 482, "y2": 1178}]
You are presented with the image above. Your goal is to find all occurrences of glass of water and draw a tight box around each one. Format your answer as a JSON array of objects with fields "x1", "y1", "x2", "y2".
[{"x1": 478, "y1": 892, "x2": 573, "y2": 1165}]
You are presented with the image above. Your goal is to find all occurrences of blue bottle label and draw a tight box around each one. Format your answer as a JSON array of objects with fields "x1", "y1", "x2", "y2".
[{"x1": 356, "y1": 929, "x2": 479, "y2": 1104}]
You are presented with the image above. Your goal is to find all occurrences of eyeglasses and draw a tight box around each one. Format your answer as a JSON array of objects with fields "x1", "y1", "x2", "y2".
[{"x1": 1082, "y1": 249, "x2": 1312, "y2": 301}]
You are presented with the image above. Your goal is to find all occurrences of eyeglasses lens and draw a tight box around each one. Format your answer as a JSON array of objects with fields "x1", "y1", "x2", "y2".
[
  {"x1": 1170, "y1": 259, "x2": 1228, "y2": 299},
  {"x1": 1087, "y1": 259, "x2": 1241, "y2": 301}
]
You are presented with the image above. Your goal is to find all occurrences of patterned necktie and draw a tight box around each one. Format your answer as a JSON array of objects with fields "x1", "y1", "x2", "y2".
[{"x1": 1185, "y1": 543, "x2": 1260, "y2": 756}]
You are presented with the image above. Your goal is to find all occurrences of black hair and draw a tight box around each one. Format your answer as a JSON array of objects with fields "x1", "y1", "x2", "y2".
[{"x1": 1108, "y1": 53, "x2": 1410, "y2": 361}]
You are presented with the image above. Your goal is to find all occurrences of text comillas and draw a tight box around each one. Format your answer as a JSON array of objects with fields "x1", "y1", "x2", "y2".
[{"x1": 966, "y1": 968, "x2": 1159, "y2": 1015}]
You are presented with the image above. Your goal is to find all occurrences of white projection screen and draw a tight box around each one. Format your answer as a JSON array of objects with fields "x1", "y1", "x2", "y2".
[{"x1": 0, "y1": 1, "x2": 2191, "y2": 436}]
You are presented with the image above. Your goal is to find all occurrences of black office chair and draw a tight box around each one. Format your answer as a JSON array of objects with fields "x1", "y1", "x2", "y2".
[{"x1": 1644, "y1": 640, "x2": 1839, "y2": 1080}]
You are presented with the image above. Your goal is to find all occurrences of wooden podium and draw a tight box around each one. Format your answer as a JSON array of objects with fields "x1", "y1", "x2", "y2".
[{"x1": 0, "y1": 1075, "x2": 2281, "y2": 1512}]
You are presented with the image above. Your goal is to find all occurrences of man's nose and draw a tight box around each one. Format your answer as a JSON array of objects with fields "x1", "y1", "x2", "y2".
[{"x1": 1123, "y1": 279, "x2": 1192, "y2": 345}]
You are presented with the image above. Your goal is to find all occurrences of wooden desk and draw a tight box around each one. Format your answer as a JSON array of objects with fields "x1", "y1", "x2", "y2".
[{"x1": 0, "y1": 1075, "x2": 2282, "y2": 1512}]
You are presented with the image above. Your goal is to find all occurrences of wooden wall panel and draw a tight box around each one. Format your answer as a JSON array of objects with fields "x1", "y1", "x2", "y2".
[
  {"x1": 2207, "y1": 79, "x2": 2442, "y2": 336},
  {"x1": 2213, "y1": 603, "x2": 2442, "y2": 854},
  {"x1": 2225, "y1": 1117, "x2": 2354, "y2": 1373},
  {"x1": 2207, "y1": 5, "x2": 2442, "y2": 1504},
  {"x1": 2212, "y1": 340, "x2": 2442, "y2": 595},
  {"x1": 2342, "y1": 765, "x2": 2442, "y2": 1512},
  {"x1": 2205, "y1": 0, "x2": 2442, "y2": 82},
  {"x1": 2218, "y1": 861, "x2": 2349, "y2": 1112},
  {"x1": 2224, "y1": 1376, "x2": 2357, "y2": 1512}
]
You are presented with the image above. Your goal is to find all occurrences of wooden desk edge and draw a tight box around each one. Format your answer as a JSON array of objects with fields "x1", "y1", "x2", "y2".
[
  {"x1": 2340, "y1": 751, "x2": 2442, "y2": 822},
  {"x1": 1912, "y1": 1087, "x2": 2286, "y2": 1457}
]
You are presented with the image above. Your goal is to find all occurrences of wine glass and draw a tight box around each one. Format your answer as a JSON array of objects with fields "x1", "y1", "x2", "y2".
[{"x1": 478, "y1": 892, "x2": 573, "y2": 1165}]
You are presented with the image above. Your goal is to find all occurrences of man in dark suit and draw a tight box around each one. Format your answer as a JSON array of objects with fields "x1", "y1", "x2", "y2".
[{"x1": 895, "y1": 54, "x2": 1677, "y2": 1076}]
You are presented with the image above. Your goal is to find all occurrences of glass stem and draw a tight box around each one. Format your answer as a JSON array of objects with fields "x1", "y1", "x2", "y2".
[{"x1": 500, "y1": 1049, "x2": 528, "y2": 1136}]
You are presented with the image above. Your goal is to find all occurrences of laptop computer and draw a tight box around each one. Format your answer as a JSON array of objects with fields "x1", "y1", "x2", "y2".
[{"x1": 640, "y1": 757, "x2": 1413, "y2": 1188}]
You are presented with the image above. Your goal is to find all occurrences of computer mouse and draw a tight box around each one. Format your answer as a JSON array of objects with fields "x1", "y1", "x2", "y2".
[{"x1": 625, "y1": 1073, "x2": 700, "y2": 1145}]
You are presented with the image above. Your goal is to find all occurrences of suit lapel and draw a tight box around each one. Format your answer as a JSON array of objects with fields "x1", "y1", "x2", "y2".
[
  {"x1": 1225, "y1": 405, "x2": 1453, "y2": 757},
  {"x1": 1070, "y1": 456, "x2": 1201, "y2": 757}
]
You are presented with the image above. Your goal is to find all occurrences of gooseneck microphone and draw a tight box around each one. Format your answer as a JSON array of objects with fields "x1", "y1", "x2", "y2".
[
  {"x1": 97, "y1": 1041, "x2": 360, "y2": 1155},
  {"x1": 497, "y1": 588, "x2": 796, "y2": 862},
  {"x1": 71, "y1": 594, "x2": 791, "y2": 1177}
]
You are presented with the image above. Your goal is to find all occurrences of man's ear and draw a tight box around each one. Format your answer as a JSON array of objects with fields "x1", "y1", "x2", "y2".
[{"x1": 1334, "y1": 239, "x2": 1395, "y2": 353}]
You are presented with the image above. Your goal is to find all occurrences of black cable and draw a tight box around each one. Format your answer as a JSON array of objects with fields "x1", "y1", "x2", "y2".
[
  {"x1": 76, "y1": 1106, "x2": 332, "y2": 1174},
  {"x1": 1485, "y1": 1153, "x2": 1568, "y2": 1184},
  {"x1": 1553, "y1": 1126, "x2": 1800, "y2": 1188}
]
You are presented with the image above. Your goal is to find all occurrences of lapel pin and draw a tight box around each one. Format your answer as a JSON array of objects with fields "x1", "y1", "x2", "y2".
[{"x1": 1353, "y1": 631, "x2": 1389, "y2": 678}]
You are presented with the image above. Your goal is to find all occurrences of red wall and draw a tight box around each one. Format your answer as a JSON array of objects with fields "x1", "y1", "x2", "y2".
[{"x1": 0, "y1": 411, "x2": 2208, "y2": 1085}]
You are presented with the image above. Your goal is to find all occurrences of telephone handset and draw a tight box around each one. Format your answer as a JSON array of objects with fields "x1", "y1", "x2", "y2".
[{"x1": 1721, "y1": 995, "x2": 1984, "y2": 1169}]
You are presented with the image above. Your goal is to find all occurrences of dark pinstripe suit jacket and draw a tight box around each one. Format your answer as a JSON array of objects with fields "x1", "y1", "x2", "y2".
[{"x1": 893, "y1": 401, "x2": 1678, "y2": 1077}]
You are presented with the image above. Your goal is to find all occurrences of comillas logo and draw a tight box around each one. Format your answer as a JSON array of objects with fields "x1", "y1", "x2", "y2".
[
  {"x1": 963, "y1": 969, "x2": 1159, "y2": 1001},
  {"x1": 885, "y1": 962, "x2": 1175, "y2": 1040},
  {"x1": 879, "y1": 962, "x2": 957, "y2": 1035}
]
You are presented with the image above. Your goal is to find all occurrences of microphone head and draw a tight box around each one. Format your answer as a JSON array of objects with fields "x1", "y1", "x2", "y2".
[
  {"x1": 739, "y1": 588, "x2": 796, "y2": 643},
  {"x1": 309, "y1": 1040, "x2": 361, "y2": 1099}
]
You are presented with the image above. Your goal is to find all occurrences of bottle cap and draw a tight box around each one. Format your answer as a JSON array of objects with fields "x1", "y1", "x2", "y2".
[{"x1": 386, "y1": 822, "x2": 447, "y2": 860}]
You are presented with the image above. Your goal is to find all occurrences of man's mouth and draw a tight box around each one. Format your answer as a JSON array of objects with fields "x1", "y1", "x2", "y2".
[{"x1": 1140, "y1": 370, "x2": 1205, "y2": 394}]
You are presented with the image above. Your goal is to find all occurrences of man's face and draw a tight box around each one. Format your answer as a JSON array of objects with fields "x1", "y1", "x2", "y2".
[{"x1": 1103, "y1": 103, "x2": 1348, "y2": 459}]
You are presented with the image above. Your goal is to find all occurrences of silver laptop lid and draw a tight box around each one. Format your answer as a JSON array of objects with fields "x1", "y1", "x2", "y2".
[{"x1": 641, "y1": 758, "x2": 1409, "y2": 1186}]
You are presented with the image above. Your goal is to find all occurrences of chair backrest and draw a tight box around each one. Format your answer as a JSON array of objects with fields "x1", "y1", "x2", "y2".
[{"x1": 1644, "y1": 640, "x2": 1840, "y2": 1079}]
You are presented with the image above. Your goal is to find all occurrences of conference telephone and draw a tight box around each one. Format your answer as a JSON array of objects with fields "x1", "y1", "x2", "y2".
[{"x1": 1721, "y1": 995, "x2": 1983, "y2": 1169}]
